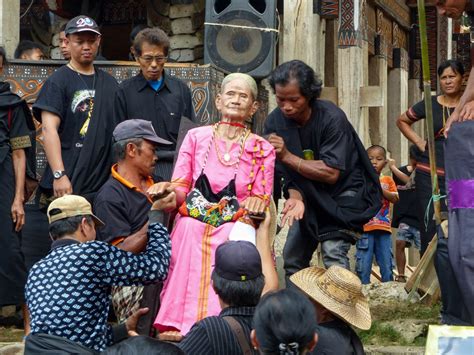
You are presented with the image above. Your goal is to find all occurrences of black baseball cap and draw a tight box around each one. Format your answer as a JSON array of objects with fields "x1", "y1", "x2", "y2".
[
  {"x1": 214, "y1": 241, "x2": 262, "y2": 281},
  {"x1": 65, "y1": 15, "x2": 101, "y2": 36},
  {"x1": 113, "y1": 119, "x2": 172, "y2": 145}
]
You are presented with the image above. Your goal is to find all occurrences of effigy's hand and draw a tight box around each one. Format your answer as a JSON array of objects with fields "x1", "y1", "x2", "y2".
[{"x1": 242, "y1": 196, "x2": 266, "y2": 215}]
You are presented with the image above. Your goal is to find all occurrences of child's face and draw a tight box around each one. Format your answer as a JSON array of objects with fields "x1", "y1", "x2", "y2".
[{"x1": 368, "y1": 148, "x2": 386, "y2": 174}]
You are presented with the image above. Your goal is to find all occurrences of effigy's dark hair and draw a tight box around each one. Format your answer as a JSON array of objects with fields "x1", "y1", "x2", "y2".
[
  {"x1": 437, "y1": 59, "x2": 465, "y2": 77},
  {"x1": 252, "y1": 289, "x2": 317, "y2": 355},
  {"x1": 268, "y1": 60, "x2": 323, "y2": 103}
]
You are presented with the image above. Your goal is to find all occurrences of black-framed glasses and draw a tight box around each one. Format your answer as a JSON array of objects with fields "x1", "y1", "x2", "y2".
[{"x1": 139, "y1": 55, "x2": 168, "y2": 64}]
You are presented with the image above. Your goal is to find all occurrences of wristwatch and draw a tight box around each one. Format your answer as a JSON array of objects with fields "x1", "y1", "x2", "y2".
[{"x1": 53, "y1": 170, "x2": 67, "y2": 179}]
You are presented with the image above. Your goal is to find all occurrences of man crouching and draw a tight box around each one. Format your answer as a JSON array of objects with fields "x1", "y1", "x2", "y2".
[{"x1": 24, "y1": 192, "x2": 175, "y2": 353}]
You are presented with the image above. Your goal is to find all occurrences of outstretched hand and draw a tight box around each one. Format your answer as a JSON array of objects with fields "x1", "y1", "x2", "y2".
[{"x1": 281, "y1": 198, "x2": 305, "y2": 227}]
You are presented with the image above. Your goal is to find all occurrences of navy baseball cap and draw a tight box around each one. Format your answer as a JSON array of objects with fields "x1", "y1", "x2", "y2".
[
  {"x1": 65, "y1": 15, "x2": 101, "y2": 36},
  {"x1": 113, "y1": 119, "x2": 172, "y2": 145},
  {"x1": 214, "y1": 241, "x2": 262, "y2": 281}
]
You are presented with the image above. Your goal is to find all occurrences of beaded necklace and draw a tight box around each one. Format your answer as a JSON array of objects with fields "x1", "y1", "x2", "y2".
[{"x1": 213, "y1": 123, "x2": 249, "y2": 166}]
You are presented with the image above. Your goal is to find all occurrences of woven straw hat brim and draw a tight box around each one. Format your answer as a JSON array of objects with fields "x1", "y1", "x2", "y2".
[{"x1": 290, "y1": 266, "x2": 372, "y2": 330}]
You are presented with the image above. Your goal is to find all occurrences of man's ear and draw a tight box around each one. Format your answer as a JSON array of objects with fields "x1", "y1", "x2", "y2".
[
  {"x1": 308, "y1": 333, "x2": 318, "y2": 352},
  {"x1": 126, "y1": 142, "x2": 138, "y2": 157},
  {"x1": 250, "y1": 329, "x2": 259, "y2": 349}
]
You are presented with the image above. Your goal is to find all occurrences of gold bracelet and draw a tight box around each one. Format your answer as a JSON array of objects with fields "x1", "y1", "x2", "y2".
[{"x1": 297, "y1": 158, "x2": 303, "y2": 173}]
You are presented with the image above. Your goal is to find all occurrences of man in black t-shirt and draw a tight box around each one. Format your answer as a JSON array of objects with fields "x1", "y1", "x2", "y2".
[
  {"x1": 33, "y1": 15, "x2": 119, "y2": 203},
  {"x1": 115, "y1": 27, "x2": 195, "y2": 181},
  {"x1": 264, "y1": 60, "x2": 381, "y2": 281}
]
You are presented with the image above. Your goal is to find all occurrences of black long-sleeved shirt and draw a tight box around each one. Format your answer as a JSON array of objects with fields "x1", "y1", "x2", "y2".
[{"x1": 25, "y1": 222, "x2": 171, "y2": 352}]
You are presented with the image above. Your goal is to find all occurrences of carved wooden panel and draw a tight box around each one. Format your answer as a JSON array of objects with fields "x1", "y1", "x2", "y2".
[
  {"x1": 377, "y1": 9, "x2": 393, "y2": 65},
  {"x1": 367, "y1": 3, "x2": 377, "y2": 55}
]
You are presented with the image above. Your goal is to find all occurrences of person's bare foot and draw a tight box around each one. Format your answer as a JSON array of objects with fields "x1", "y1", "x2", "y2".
[{"x1": 158, "y1": 331, "x2": 183, "y2": 342}]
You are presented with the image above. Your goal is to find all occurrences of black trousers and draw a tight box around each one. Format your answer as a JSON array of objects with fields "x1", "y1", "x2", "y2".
[{"x1": 434, "y1": 234, "x2": 471, "y2": 325}]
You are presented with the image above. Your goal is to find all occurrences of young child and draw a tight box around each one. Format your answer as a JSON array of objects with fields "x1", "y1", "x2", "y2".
[
  {"x1": 356, "y1": 145, "x2": 399, "y2": 284},
  {"x1": 389, "y1": 145, "x2": 422, "y2": 282}
]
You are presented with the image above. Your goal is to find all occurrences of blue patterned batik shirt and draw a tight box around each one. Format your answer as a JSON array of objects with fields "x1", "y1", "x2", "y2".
[{"x1": 25, "y1": 222, "x2": 171, "y2": 352}]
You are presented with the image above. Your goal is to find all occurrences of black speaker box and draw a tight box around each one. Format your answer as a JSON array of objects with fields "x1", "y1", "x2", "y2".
[{"x1": 204, "y1": 0, "x2": 278, "y2": 78}]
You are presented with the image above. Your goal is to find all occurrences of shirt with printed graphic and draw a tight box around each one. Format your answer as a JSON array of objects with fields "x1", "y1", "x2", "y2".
[{"x1": 364, "y1": 175, "x2": 397, "y2": 233}]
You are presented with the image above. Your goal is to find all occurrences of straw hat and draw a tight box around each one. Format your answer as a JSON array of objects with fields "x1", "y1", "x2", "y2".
[{"x1": 290, "y1": 265, "x2": 372, "y2": 330}]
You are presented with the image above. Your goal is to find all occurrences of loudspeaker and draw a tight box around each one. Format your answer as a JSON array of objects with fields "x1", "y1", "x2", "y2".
[{"x1": 204, "y1": 0, "x2": 278, "y2": 78}]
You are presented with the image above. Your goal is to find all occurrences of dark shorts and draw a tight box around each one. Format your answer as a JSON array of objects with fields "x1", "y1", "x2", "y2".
[{"x1": 396, "y1": 223, "x2": 420, "y2": 249}]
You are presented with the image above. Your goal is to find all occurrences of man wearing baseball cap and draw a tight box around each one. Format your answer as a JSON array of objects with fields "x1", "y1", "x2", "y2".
[
  {"x1": 24, "y1": 192, "x2": 175, "y2": 353},
  {"x1": 94, "y1": 118, "x2": 174, "y2": 334},
  {"x1": 178, "y1": 241, "x2": 265, "y2": 355},
  {"x1": 32, "y1": 15, "x2": 119, "y2": 204}
]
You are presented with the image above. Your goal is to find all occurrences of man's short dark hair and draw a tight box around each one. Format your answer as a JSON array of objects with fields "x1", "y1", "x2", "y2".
[
  {"x1": 113, "y1": 137, "x2": 144, "y2": 161},
  {"x1": 268, "y1": 60, "x2": 323, "y2": 103},
  {"x1": 211, "y1": 270, "x2": 264, "y2": 307},
  {"x1": 133, "y1": 27, "x2": 170, "y2": 57},
  {"x1": 59, "y1": 23, "x2": 67, "y2": 32},
  {"x1": 14, "y1": 40, "x2": 43, "y2": 59},
  {"x1": 49, "y1": 215, "x2": 93, "y2": 240}
]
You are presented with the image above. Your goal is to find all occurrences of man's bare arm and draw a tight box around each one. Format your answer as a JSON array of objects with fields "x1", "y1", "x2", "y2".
[{"x1": 41, "y1": 111, "x2": 72, "y2": 196}]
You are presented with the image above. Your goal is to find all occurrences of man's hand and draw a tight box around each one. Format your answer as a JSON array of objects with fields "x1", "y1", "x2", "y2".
[
  {"x1": 147, "y1": 181, "x2": 174, "y2": 200},
  {"x1": 151, "y1": 190, "x2": 176, "y2": 211},
  {"x1": 445, "y1": 101, "x2": 474, "y2": 137},
  {"x1": 387, "y1": 158, "x2": 396, "y2": 169},
  {"x1": 281, "y1": 198, "x2": 305, "y2": 227},
  {"x1": 53, "y1": 175, "x2": 73, "y2": 197},
  {"x1": 267, "y1": 134, "x2": 290, "y2": 161},
  {"x1": 242, "y1": 196, "x2": 266, "y2": 215},
  {"x1": 11, "y1": 197, "x2": 25, "y2": 232},
  {"x1": 125, "y1": 307, "x2": 149, "y2": 336}
]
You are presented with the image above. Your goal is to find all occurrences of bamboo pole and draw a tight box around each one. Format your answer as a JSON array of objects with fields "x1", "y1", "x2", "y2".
[{"x1": 417, "y1": 0, "x2": 442, "y2": 225}]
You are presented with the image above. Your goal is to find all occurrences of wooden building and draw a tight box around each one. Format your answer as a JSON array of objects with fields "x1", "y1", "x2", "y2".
[{"x1": 1, "y1": 0, "x2": 470, "y2": 165}]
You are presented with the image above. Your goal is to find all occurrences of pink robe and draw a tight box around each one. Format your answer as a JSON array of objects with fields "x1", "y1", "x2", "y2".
[{"x1": 154, "y1": 125, "x2": 275, "y2": 335}]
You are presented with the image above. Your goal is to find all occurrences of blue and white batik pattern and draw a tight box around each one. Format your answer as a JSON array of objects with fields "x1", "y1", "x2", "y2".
[{"x1": 25, "y1": 222, "x2": 170, "y2": 352}]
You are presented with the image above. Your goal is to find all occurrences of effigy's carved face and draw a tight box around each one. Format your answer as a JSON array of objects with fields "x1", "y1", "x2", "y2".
[{"x1": 216, "y1": 78, "x2": 258, "y2": 122}]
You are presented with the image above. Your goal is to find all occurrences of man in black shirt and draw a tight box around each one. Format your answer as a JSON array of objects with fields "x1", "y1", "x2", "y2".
[
  {"x1": 178, "y1": 241, "x2": 264, "y2": 355},
  {"x1": 94, "y1": 119, "x2": 173, "y2": 334},
  {"x1": 115, "y1": 27, "x2": 195, "y2": 181},
  {"x1": 264, "y1": 60, "x2": 381, "y2": 281},
  {"x1": 33, "y1": 15, "x2": 119, "y2": 203}
]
